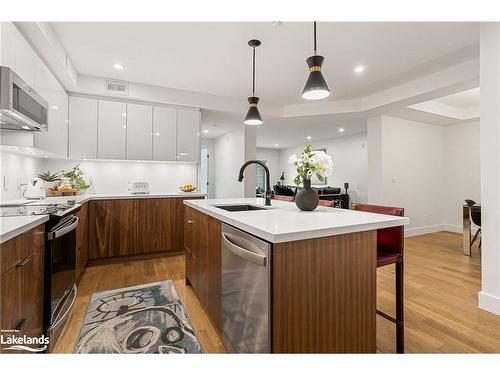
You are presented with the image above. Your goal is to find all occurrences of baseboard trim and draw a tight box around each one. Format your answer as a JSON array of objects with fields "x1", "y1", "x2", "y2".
[
  {"x1": 404, "y1": 224, "x2": 446, "y2": 237},
  {"x1": 442, "y1": 224, "x2": 462, "y2": 233},
  {"x1": 479, "y1": 291, "x2": 500, "y2": 316}
]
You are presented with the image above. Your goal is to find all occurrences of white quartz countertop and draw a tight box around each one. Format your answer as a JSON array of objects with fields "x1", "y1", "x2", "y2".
[
  {"x1": 0, "y1": 192, "x2": 205, "y2": 244},
  {"x1": 0, "y1": 215, "x2": 49, "y2": 244},
  {"x1": 184, "y1": 198, "x2": 410, "y2": 243},
  {"x1": 0, "y1": 192, "x2": 205, "y2": 206}
]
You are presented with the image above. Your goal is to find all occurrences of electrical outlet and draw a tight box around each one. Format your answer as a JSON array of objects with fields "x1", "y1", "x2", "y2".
[{"x1": 3, "y1": 176, "x2": 9, "y2": 191}]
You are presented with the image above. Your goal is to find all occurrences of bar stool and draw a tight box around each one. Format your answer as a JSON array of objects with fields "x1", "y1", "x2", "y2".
[
  {"x1": 319, "y1": 199, "x2": 333, "y2": 207},
  {"x1": 470, "y1": 206, "x2": 481, "y2": 249},
  {"x1": 351, "y1": 203, "x2": 405, "y2": 353},
  {"x1": 272, "y1": 195, "x2": 294, "y2": 202}
]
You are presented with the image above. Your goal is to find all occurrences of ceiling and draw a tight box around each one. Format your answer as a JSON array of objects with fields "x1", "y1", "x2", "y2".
[
  {"x1": 433, "y1": 87, "x2": 479, "y2": 108},
  {"x1": 51, "y1": 22, "x2": 479, "y2": 107},
  {"x1": 202, "y1": 109, "x2": 366, "y2": 149}
]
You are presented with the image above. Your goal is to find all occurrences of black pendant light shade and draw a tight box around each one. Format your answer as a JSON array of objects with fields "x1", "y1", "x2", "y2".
[
  {"x1": 243, "y1": 39, "x2": 263, "y2": 125},
  {"x1": 302, "y1": 22, "x2": 331, "y2": 100},
  {"x1": 244, "y1": 96, "x2": 263, "y2": 125}
]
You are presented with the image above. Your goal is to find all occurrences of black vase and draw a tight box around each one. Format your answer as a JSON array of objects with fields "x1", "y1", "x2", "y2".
[{"x1": 295, "y1": 179, "x2": 319, "y2": 211}]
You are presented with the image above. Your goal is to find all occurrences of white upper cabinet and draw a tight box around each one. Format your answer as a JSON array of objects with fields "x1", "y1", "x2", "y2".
[
  {"x1": 98, "y1": 100, "x2": 127, "y2": 160},
  {"x1": 68, "y1": 96, "x2": 98, "y2": 159},
  {"x1": 0, "y1": 22, "x2": 16, "y2": 69},
  {"x1": 126, "y1": 103, "x2": 153, "y2": 160},
  {"x1": 177, "y1": 108, "x2": 201, "y2": 162},
  {"x1": 153, "y1": 106, "x2": 177, "y2": 161},
  {"x1": 33, "y1": 56, "x2": 69, "y2": 157}
]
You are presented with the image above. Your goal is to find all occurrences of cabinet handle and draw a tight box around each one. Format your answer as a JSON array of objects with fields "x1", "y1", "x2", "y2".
[
  {"x1": 14, "y1": 318, "x2": 28, "y2": 331},
  {"x1": 15, "y1": 257, "x2": 30, "y2": 268},
  {"x1": 187, "y1": 220, "x2": 194, "y2": 224}
]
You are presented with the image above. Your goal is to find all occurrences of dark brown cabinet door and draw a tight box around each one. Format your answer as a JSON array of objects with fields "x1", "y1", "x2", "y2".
[
  {"x1": 76, "y1": 202, "x2": 89, "y2": 281},
  {"x1": 184, "y1": 207, "x2": 221, "y2": 331},
  {"x1": 89, "y1": 197, "x2": 201, "y2": 260}
]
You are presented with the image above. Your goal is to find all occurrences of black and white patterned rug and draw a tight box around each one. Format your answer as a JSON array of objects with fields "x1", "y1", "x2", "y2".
[{"x1": 74, "y1": 280, "x2": 202, "y2": 354}]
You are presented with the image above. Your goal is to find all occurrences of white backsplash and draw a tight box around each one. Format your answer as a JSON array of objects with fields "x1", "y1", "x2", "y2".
[{"x1": 0, "y1": 151, "x2": 199, "y2": 201}]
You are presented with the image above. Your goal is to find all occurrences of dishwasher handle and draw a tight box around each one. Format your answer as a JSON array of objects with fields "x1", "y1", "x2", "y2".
[{"x1": 222, "y1": 232, "x2": 267, "y2": 266}]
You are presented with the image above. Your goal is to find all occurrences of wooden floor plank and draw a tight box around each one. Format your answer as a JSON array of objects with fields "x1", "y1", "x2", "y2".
[{"x1": 53, "y1": 231, "x2": 500, "y2": 354}]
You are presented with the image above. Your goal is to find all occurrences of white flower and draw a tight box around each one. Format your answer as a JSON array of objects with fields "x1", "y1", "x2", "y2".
[
  {"x1": 288, "y1": 154, "x2": 298, "y2": 165},
  {"x1": 311, "y1": 151, "x2": 334, "y2": 177}
]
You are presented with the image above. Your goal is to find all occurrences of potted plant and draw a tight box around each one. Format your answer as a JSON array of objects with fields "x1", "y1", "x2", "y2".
[
  {"x1": 37, "y1": 170, "x2": 61, "y2": 190},
  {"x1": 288, "y1": 144, "x2": 334, "y2": 211},
  {"x1": 61, "y1": 164, "x2": 92, "y2": 194}
]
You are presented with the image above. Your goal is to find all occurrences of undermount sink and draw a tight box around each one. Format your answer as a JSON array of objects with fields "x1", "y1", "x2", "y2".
[{"x1": 213, "y1": 204, "x2": 269, "y2": 212}]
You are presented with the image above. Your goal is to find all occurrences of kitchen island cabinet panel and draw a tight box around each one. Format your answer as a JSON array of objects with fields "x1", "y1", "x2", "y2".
[
  {"x1": 184, "y1": 207, "x2": 221, "y2": 331},
  {"x1": 272, "y1": 230, "x2": 377, "y2": 353}
]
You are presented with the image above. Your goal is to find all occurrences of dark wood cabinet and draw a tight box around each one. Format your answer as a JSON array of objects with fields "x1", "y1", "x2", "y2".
[
  {"x1": 89, "y1": 197, "x2": 202, "y2": 260},
  {"x1": 0, "y1": 225, "x2": 45, "y2": 353},
  {"x1": 76, "y1": 202, "x2": 89, "y2": 282},
  {"x1": 184, "y1": 206, "x2": 221, "y2": 331}
]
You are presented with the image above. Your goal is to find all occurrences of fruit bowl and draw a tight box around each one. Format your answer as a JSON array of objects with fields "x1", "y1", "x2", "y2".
[{"x1": 179, "y1": 185, "x2": 197, "y2": 193}]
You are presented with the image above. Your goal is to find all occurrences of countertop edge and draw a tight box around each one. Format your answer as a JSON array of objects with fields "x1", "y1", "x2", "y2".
[
  {"x1": 183, "y1": 200, "x2": 409, "y2": 244},
  {"x1": 0, "y1": 215, "x2": 49, "y2": 244}
]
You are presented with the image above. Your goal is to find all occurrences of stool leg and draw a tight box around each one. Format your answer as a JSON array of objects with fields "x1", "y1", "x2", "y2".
[{"x1": 396, "y1": 260, "x2": 404, "y2": 353}]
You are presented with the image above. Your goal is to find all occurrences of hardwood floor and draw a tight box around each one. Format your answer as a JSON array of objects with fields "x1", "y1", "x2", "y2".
[{"x1": 53, "y1": 231, "x2": 500, "y2": 354}]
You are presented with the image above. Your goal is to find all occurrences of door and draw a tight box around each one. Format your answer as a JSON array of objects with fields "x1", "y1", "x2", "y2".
[
  {"x1": 200, "y1": 148, "x2": 209, "y2": 197},
  {"x1": 152, "y1": 106, "x2": 177, "y2": 161},
  {"x1": 177, "y1": 108, "x2": 200, "y2": 162},
  {"x1": 98, "y1": 100, "x2": 127, "y2": 159},
  {"x1": 127, "y1": 103, "x2": 153, "y2": 160},
  {"x1": 69, "y1": 96, "x2": 98, "y2": 159}
]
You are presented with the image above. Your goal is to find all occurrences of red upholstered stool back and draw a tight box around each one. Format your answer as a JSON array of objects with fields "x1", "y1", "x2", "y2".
[
  {"x1": 319, "y1": 199, "x2": 333, "y2": 207},
  {"x1": 273, "y1": 195, "x2": 294, "y2": 202},
  {"x1": 351, "y1": 203, "x2": 404, "y2": 259}
]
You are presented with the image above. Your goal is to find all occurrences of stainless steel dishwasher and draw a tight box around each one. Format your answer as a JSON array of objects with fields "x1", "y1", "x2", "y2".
[{"x1": 221, "y1": 223, "x2": 271, "y2": 353}]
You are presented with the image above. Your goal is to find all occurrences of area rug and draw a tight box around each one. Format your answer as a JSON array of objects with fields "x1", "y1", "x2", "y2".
[{"x1": 74, "y1": 280, "x2": 202, "y2": 353}]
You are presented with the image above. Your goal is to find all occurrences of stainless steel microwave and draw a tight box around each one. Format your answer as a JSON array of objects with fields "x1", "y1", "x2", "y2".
[{"x1": 0, "y1": 65, "x2": 48, "y2": 131}]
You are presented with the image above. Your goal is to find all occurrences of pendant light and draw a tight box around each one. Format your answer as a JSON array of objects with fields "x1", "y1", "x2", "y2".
[
  {"x1": 244, "y1": 39, "x2": 263, "y2": 125},
  {"x1": 302, "y1": 22, "x2": 331, "y2": 100}
]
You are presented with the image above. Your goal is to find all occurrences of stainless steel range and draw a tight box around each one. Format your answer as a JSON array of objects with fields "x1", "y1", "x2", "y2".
[{"x1": 1, "y1": 202, "x2": 81, "y2": 352}]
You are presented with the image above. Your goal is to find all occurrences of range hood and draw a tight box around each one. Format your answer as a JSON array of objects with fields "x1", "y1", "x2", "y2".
[{"x1": 0, "y1": 66, "x2": 48, "y2": 132}]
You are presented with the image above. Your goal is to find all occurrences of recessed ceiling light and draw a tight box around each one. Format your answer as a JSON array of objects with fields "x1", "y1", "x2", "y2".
[
  {"x1": 274, "y1": 143, "x2": 279, "y2": 147},
  {"x1": 30, "y1": 151, "x2": 37, "y2": 155},
  {"x1": 203, "y1": 129, "x2": 209, "y2": 134},
  {"x1": 122, "y1": 125, "x2": 127, "y2": 129},
  {"x1": 113, "y1": 63, "x2": 124, "y2": 71},
  {"x1": 51, "y1": 105, "x2": 59, "y2": 110},
  {"x1": 307, "y1": 136, "x2": 312, "y2": 140},
  {"x1": 338, "y1": 128, "x2": 345, "y2": 132},
  {"x1": 21, "y1": 126, "x2": 30, "y2": 130},
  {"x1": 155, "y1": 132, "x2": 160, "y2": 136},
  {"x1": 121, "y1": 113, "x2": 126, "y2": 117},
  {"x1": 354, "y1": 65, "x2": 366, "y2": 74},
  {"x1": 43, "y1": 155, "x2": 48, "y2": 158}
]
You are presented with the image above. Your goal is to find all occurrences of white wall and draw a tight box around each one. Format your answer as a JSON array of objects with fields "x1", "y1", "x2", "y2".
[
  {"x1": 44, "y1": 159, "x2": 198, "y2": 195},
  {"x1": 256, "y1": 148, "x2": 281, "y2": 186},
  {"x1": 213, "y1": 126, "x2": 256, "y2": 199},
  {"x1": 367, "y1": 116, "x2": 446, "y2": 236},
  {"x1": 0, "y1": 151, "x2": 47, "y2": 200},
  {"x1": 479, "y1": 23, "x2": 500, "y2": 315},
  {"x1": 443, "y1": 121, "x2": 481, "y2": 231},
  {"x1": 278, "y1": 133, "x2": 368, "y2": 203}
]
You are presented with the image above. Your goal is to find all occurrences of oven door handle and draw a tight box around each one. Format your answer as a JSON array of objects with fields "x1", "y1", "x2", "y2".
[
  {"x1": 49, "y1": 283, "x2": 77, "y2": 332},
  {"x1": 47, "y1": 215, "x2": 79, "y2": 240}
]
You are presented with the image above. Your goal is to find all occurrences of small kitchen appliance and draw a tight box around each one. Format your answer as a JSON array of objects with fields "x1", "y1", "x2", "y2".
[
  {"x1": 128, "y1": 181, "x2": 150, "y2": 195},
  {"x1": 24, "y1": 177, "x2": 45, "y2": 199}
]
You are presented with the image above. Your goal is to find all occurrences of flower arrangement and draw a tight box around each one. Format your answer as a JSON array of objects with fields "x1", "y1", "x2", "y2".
[{"x1": 288, "y1": 144, "x2": 334, "y2": 185}]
